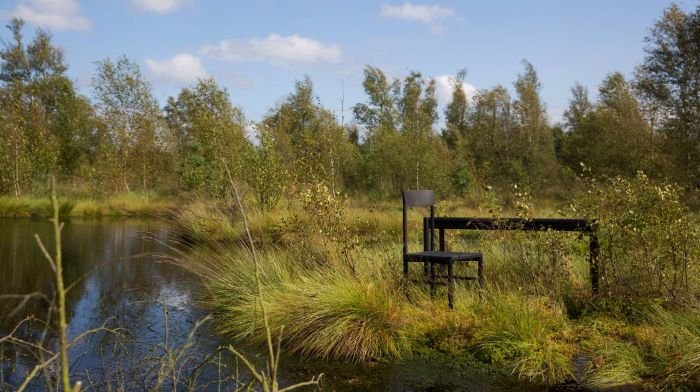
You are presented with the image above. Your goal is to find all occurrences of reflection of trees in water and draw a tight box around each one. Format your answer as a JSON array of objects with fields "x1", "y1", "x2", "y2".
[
  {"x1": 0, "y1": 220, "x2": 185, "y2": 330},
  {"x1": 0, "y1": 219, "x2": 208, "y2": 387}
]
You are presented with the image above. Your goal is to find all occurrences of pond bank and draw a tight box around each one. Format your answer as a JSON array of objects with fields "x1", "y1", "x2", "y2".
[
  {"x1": 0, "y1": 193, "x2": 175, "y2": 218},
  {"x1": 0, "y1": 218, "x2": 552, "y2": 390}
]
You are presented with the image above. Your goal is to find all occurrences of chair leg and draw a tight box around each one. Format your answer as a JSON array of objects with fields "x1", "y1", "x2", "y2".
[
  {"x1": 430, "y1": 262, "x2": 436, "y2": 297},
  {"x1": 448, "y1": 261, "x2": 455, "y2": 309},
  {"x1": 423, "y1": 261, "x2": 429, "y2": 281}
]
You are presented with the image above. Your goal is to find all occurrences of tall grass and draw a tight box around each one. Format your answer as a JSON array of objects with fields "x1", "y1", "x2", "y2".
[
  {"x1": 474, "y1": 291, "x2": 574, "y2": 385},
  {"x1": 0, "y1": 193, "x2": 174, "y2": 218},
  {"x1": 164, "y1": 178, "x2": 700, "y2": 389},
  {"x1": 0, "y1": 196, "x2": 75, "y2": 218},
  {"x1": 645, "y1": 304, "x2": 700, "y2": 389},
  {"x1": 182, "y1": 245, "x2": 407, "y2": 362}
]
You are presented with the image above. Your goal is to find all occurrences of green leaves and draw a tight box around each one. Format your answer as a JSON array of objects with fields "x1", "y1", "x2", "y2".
[
  {"x1": 574, "y1": 172, "x2": 699, "y2": 301},
  {"x1": 166, "y1": 78, "x2": 250, "y2": 197},
  {"x1": 91, "y1": 56, "x2": 163, "y2": 192},
  {"x1": 636, "y1": 4, "x2": 700, "y2": 185}
]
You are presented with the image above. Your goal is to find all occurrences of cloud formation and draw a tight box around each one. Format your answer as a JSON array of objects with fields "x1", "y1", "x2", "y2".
[
  {"x1": 132, "y1": 0, "x2": 188, "y2": 13},
  {"x1": 4, "y1": 0, "x2": 91, "y2": 31},
  {"x1": 434, "y1": 74, "x2": 477, "y2": 105},
  {"x1": 201, "y1": 34, "x2": 342, "y2": 66},
  {"x1": 380, "y1": 3, "x2": 454, "y2": 24},
  {"x1": 145, "y1": 53, "x2": 208, "y2": 83}
]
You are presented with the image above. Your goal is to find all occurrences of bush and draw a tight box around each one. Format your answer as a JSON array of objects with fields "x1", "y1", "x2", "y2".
[{"x1": 574, "y1": 172, "x2": 700, "y2": 301}]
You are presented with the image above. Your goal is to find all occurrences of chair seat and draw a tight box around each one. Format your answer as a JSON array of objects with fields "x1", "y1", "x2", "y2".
[{"x1": 405, "y1": 251, "x2": 482, "y2": 264}]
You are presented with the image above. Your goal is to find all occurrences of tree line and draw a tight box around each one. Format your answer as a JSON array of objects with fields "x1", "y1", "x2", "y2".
[{"x1": 1, "y1": 4, "x2": 699, "y2": 207}]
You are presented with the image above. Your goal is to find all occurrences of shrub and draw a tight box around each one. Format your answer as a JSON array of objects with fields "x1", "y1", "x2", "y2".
[
  {"x1": 241, "y1": 134, "x2": 287, "y2": 211},
  {"x1": 574, "y1": 172, "x2": 700, "y2": 301}
]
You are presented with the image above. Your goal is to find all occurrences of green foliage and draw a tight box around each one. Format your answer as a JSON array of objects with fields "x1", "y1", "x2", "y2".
[
  {"x1": 574, "y1": 171, "x2": 700, "y2": 301},
  {"x1": 165, "y1": 78, "x2": 250, "y2": 197},
  {"x1": 579, "y1": 304, "x2": 700, "y2": 390},
  {"x1": 636, "y1": 4, "x2": 700, "y2": 185},
  {"x1": 584, "y1": 341, "x2": 647, "y2": 387},
  {"x1": 92, "y1": 55, "x2": 164, "y2": 193},
  {"x1": 185, "y1": 245, "x2": 407, "y2": 362},
  {"x1": 172, "y1": 199, "x2": 239, "y2": 242},
  {"x1": 259, "y1": 77, "x2": 354, "y2": 192},
  {"x1": 561, "y1": 73, "x2": 652, "y2": 178},
  {"x1": 242, "y1": 133, "x2": 287, "y2": 210},
  {"x1": 168, "y1": 189, "x2": 700, "y2": 389},
  {"x1": 0, "y1": 19, "x2": 81, "y2": 196},
  {"x1": 177, "y1": 142, "x2": 212, "y2": 192},
  {"x1": 0, "y1": 193, "x2": 173, "y2": 217},
  {"x1": 451, "y1": 161, "x2": 473, "y2": 195},
  {"x1": 354, "y1": 66, "x2": 453, "y2": 194},
  {"x1": 442, "y1": 69, "x2": 469, "y2": 149}
]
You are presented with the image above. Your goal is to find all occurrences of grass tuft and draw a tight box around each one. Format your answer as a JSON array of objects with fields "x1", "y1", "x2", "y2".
[{"x1": 475, "y1": 291, "x2": 574, "y2": 385}]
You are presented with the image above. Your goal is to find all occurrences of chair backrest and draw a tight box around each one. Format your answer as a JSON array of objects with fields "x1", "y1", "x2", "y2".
[{"x1": 402, "y1": 190, "x2": 435, "y2": 256}]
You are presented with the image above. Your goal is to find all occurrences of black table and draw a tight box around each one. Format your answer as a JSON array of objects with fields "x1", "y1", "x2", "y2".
[{"x1": 422, "y1": 217, "x2": 600, "y2": 295}]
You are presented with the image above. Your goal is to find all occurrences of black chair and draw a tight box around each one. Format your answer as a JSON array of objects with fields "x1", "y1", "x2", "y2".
[{"x1": 402, "y1": 190, "x2": 483, "y2": 308}]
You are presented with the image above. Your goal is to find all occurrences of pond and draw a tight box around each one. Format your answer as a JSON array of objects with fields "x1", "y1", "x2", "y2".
[{"x1": 0, "y1": 219, "x2": 550, "y2": 391}]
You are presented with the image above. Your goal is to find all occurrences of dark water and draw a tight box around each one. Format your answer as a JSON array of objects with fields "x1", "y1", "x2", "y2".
[{"x1": 0, "y1": 219, "x2": 544, "y2": 391}]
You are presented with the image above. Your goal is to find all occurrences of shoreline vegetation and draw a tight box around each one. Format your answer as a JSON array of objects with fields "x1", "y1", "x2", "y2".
[
  {"x1": 0, "y1": 193, "x2": 176, "y2": 218},
  {"x1": 166, "y1": 173, "x2": 699, "y2": 390},
  {"x1": 2, "y1": 3, "x2": 700, "y2": 390},
  {"x1": 2, "y1": 174, "x2": 700, "y2": 389}
]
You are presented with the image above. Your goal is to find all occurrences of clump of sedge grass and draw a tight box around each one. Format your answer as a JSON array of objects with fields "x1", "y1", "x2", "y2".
[
  {"x1": 186, "y1": 245, "x2": 407, "y2": 362},
  {"x1": 0, "y1": 196, "x2": 74, "y2": 218},
  {"x1": 584, "y1": 341, "x2": 646, "y2": 387},
  {"x1": 475, "y1": 290, "x2": 574, "y2": 385},
  {"x1": 644, "y1": 304, "x2": 700, "y2": 389}
]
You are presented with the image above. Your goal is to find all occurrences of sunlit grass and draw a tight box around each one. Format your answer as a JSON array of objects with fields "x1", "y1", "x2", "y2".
[
  {"x1": 474, "y1": 290, "x2": 574, "y2": 385},
  {"x1": 0, "y1": 193, "x2": 175, "y2": 218},
  {"x1": 169, "y1": 193, "x2": 700, "y2": 389},
  {"x1": 0, "y1": 196, "x2": 74, "y2": 218}
]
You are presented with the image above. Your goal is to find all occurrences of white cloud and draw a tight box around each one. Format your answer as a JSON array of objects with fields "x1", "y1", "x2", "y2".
[
  {"x1": 4, "y1": 0, "x2": 91, "y2": 31},
  {"x1": 145, "y1": 53, "x2": 208, "y2": 83},
  {"x1": 201, "y1": 34, "x2": 342, "y2": 66},
  {"x1": 434, "y1": 74, "x2": 477, "y2": 105},
  {"x1": 380, "y1": 3, "x2": 454, "y2": 24},
  {"x1": 132, "y1": 0, "x2": 188, "y2": 14}
]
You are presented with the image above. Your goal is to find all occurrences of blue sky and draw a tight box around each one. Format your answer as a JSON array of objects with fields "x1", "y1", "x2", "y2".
[{"x1": 1, "y1": 0, "x2": 695, "y2": 126}]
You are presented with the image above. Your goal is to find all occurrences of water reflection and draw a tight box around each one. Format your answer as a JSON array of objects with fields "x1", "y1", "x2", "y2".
[
  {"x1": 0, "y1": 219, "x2": 217, "y2": 389},
  {"x1": 0, "y1": 219, "x2": 543, "y2": 391}
]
